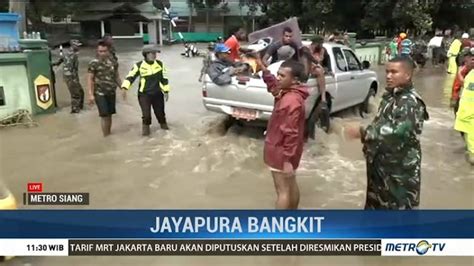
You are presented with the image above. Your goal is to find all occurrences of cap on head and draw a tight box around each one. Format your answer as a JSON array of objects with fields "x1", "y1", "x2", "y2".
[
  {"x1": 142, "y1": 44, "x2": 161, "y2": 55},
  {"x1": 214, "y1": 43, "x2": 231, "y2": 54},
  {"x1": 462, "y1": 33, "x2": 470, "y2": 39},
  {"x1": 399, "y1": 33, "x2": 407, "y2": 39}
]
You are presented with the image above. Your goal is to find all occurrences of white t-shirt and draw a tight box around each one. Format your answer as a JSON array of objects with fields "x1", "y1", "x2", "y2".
[{"x1": 428, "y1": 36, "x2": 443, "y2": 48}]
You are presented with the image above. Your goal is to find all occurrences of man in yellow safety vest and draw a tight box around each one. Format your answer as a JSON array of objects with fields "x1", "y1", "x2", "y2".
[
  {"x1": 121, "y1": 45, "x2": 170, "y2": 136},
  {"x1": 454, "y1": 48, "x2": 474, "y2": 165}
]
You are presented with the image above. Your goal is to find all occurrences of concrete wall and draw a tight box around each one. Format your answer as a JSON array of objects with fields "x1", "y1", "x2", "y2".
[
  {"x1": 194, "y1": 22, "x2": 223, "y2": 33},
  {"x1": 113, "y1": 38, "x2": 144, "y2": 52},
  {"x1": 0, "y1": 63, "x2": 32, "y2": 119}
]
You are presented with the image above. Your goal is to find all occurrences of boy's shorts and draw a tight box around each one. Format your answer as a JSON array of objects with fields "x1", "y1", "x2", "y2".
[{"x1": 95, "y1": 93, "x2": 116, "y2": 117}]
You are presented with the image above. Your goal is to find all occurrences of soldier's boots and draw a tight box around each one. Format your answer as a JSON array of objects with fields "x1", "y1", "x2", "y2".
[
  {"x1": 160, "y1": 123, "x2": 169, "y2": 130},
  {"x1": 142, "y1": 125, "x2": 151, "y2": 136}
]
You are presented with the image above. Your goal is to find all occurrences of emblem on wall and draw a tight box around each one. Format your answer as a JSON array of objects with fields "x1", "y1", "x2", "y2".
[{"x1": 34, "y1": 75, "x2": 53, "y2": 110}]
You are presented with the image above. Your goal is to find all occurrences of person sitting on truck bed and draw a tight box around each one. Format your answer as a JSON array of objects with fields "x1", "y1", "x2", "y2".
[
  {"x1": 208, "y1": 44, "x2": 247, "y2": 85},
  {"x1": 263, "y1": 27, "x2": 300, "y2": 66},
  {"x1": 267, "y1": 45, "x2": 299, "y2": 74},
  {"x1": 299, "y1": 36, "x2": 329, "y2": 103}
]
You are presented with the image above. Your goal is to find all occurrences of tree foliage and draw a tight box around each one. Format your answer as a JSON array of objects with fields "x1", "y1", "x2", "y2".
[
  {"x1": 0, "y1": 2, "x2": 8, "y2": 12},
  {"x1": 240, "y1": 0, "x2": 473, "y2": 35},
  {"x1": 5, "y1": 0, "x2": 471, "y2": 36}
]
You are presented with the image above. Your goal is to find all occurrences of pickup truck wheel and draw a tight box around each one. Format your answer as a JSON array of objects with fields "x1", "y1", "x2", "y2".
[{"x1": 359, "y1": 87, "x2": 376, "y2": 116}]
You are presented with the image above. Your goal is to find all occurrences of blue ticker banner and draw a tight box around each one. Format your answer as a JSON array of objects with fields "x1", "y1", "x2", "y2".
[{"x1": 0, "y1": 210, "x2": 472, "y2": 239}]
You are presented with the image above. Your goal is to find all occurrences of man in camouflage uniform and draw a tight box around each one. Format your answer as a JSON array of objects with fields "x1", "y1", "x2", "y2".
[
  {"x1": 57, "y1": 40, "x2": 84, "y2": 113},
  {"x1": 87, "y1": 41, "x2": 122, "y2": 137},
  {"x1": 349, "y1": 57, "x2": 429, "y2": 209}
]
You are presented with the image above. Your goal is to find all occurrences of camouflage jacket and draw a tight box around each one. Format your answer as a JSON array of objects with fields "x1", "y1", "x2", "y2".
[
  {"x1": 362, "y1": 86, "x2": 429, "y2": 164},
  {"x1": 88, "y1": 57, "x2": 119, "y2": 95},
  {"x1": 62, "y1": 49, "x2": 79, "y2": 79}
]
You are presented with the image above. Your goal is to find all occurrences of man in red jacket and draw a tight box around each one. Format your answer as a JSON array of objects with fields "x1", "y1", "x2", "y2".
[{"x1": 256, "y1": 56, "x2": 309, "y2": 209}]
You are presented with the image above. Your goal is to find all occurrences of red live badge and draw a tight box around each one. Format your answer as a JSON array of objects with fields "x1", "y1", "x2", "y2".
[{"x1": 27, "y1": 182, "x2": 43, "y2": 192}]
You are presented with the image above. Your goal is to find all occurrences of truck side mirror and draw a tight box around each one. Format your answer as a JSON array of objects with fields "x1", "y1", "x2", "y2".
[{"x1": 362, "y1": 60, "x2": 370, "y2": 69}]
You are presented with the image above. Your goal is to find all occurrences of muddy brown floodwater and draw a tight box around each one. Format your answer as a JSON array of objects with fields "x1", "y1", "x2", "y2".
[{"x1": 0, "y1": 45, "x2": 472, "y2": 266}]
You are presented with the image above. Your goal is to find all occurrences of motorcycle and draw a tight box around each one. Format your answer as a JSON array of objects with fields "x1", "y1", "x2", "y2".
[{"x1": 412, "y1": 42, "x2": 428, "y2": 68}]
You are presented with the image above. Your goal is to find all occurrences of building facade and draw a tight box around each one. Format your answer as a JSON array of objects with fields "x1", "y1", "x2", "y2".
[{"x1": 73, "y1": 0, "x2": 263, "y2": 45}]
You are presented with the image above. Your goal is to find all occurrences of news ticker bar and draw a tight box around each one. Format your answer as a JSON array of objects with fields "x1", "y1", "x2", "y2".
[{"x1": 1, "y1": 239, "x2": 473, "y2": 256}]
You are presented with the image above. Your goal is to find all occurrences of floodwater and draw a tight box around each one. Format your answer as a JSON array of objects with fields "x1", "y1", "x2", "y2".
[{"x1": 0, "y1": 45, "x2": 472, "y2": 265}]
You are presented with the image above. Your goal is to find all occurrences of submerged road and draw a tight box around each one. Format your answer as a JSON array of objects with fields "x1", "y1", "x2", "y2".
[{"x1": 0, "y1": 44, "x2": 472, "y2": 266}]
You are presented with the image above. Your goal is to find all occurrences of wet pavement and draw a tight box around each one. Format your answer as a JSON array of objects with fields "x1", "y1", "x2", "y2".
[{"x1": 0, "y1": 44, "x2": 473, "y2": 265}]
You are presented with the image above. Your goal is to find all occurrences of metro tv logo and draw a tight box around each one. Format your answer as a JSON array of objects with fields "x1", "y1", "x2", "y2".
[
  {"x1": 385, "y1": 240, "x2": 446, "y2": 255},
  {"x1": 27, "y1": 182, "x2": 43, "y2": 192}
]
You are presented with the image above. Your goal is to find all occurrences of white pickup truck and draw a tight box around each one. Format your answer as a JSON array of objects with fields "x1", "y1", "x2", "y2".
[{"x1": 202, "y1": 42, "x2": 379, "y2": 133}]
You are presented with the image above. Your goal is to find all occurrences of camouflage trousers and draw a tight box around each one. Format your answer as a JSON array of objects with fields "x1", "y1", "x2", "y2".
[
  {"x1": 364, "y1": 160, "x2": 421, "y2": 210},
  {"x1": 64, "y1": 76, "x2": 84, "y2": 112}
]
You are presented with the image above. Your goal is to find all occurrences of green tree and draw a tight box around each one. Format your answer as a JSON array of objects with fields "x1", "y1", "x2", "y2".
[
  {"x1": 0, "y1": 2, "x2": 8, "y2": 12},
  {"x1": 238, "y1": 0, "x2": 260, "y2": 31},
  {"x1": 392, "y1": 0, "x2": 433, "y2": 33},
  {"x1": 301, "y1": 0, "x2": 334, "y2": 33},
  {"x1": 26, "y1": 0, "x2": 85, "y2": 31},
  {"x1": 360, "y1": 0, "x2": 397, "y2": 32},
  {"x1": 222, "y1": 0, "x2": 473, "y2": 36},
  {"x1": 431, "y1": 0, "x2": 473, "y2": 31}
]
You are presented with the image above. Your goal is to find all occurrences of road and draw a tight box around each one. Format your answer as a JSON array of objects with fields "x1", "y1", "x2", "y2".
[{"x1": 0, "y1": 44, "x2": 472, "y2": 265}]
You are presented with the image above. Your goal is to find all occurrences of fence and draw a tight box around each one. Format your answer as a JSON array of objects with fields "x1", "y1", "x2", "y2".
[
  {"x1": 355, "y1": 41, "x2": 387, "y2": 65},
  {"x1": 302, "y1": 33, "x2": 388, "y2": 65}
]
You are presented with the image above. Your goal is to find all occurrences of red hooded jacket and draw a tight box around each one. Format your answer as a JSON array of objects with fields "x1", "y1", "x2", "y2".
[{"x1": 262, "y1": 70, "x2": 309, "y2": 171}]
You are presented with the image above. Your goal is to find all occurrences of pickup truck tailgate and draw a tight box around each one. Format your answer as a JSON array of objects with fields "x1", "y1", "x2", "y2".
[{"x1": 204, "y1": 76, "x2": 275, "y2": 112}]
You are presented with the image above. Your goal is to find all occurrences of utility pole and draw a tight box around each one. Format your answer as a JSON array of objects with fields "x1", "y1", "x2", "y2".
[
  {"x1": 9, "y1": 0, "x2": 27, "y2": 34},
  {"x1": 188, "y1": 2, "x2": 193, "y2": 32}
]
